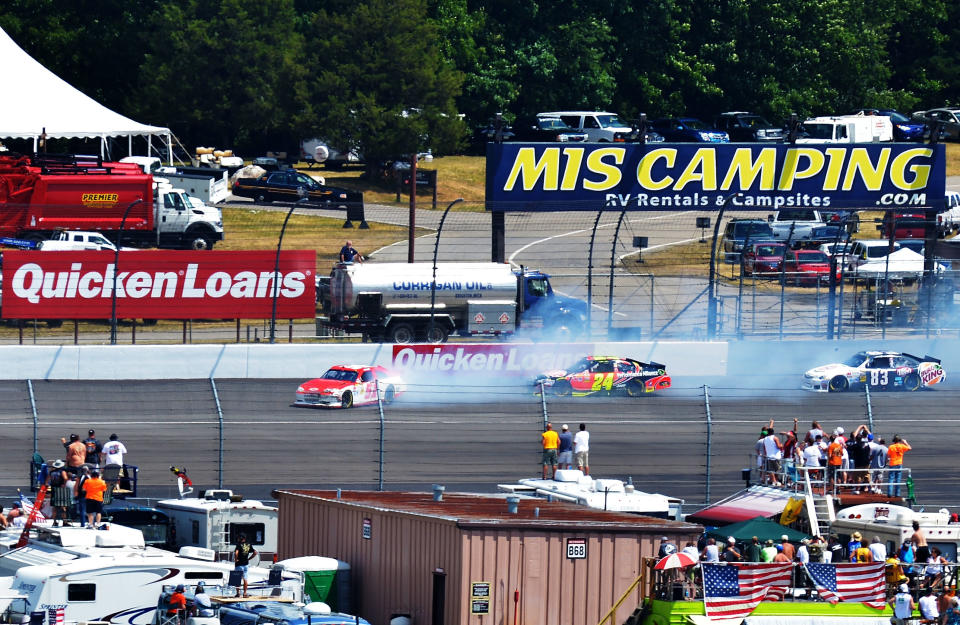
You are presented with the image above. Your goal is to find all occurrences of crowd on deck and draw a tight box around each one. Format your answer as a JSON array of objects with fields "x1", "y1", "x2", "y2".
[{"x1": 755, "y1": 418, "x2": 912, "y2": 496}]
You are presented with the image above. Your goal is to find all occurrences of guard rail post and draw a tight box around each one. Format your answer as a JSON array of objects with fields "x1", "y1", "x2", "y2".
[
  {"x1": 703, "y1": 384, "x2": 712, "y2": 505},
  {"x1": 210, "y1": 378, "x2": 224, "y2": 489},
  {"x1": 28, "y1": 379, "x2": 38, "y2": 455}
]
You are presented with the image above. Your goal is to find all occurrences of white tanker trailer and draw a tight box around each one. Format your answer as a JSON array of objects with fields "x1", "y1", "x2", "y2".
[{"x1": 322, "y1": 262, "x2": 588, "y2": 343}]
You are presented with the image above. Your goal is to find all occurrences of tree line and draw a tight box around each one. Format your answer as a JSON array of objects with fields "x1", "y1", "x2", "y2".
[{"x1": 1, "y1": 0, "x2": 957, "y2": 168}]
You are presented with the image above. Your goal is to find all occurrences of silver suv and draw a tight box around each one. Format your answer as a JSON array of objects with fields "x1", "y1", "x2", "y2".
[{"x1": 537, "y1": 111, "x2": 632, "y2": 142}]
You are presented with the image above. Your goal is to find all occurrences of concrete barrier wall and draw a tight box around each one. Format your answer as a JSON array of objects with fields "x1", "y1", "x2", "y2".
[{"x1": 0, "y1": 341, "x2": 730, "y2": 380}]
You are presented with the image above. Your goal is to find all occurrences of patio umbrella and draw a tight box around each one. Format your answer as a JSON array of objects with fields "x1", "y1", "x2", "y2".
[{"x1": 654, "y1": 552, "x2": 697, "y2": 570}]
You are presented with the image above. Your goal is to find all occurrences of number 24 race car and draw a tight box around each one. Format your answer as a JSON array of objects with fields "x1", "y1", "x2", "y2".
[
  {"x1": 802, "y1": 351, "x2": 945, "y2": 392},
  {"x1": 295, "y1": 365, "x2": 405, "y2": 408},
  {"x1": 533, "y1": 356, "x2": 671, "y2": 397}
]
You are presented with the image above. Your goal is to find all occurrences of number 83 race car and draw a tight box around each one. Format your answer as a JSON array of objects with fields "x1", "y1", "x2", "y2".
[
  {"x1": 533, "y1": 356, "x2": 671, "y2": 397},
  {"x1": 802, "y1": 350, "x2": 945, "y2": 392}
]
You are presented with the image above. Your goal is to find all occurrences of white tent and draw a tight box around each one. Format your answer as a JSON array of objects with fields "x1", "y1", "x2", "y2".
[
  {"x1": 853, "y1": 247, "x2": 946, "y2": 280},
  {"x1": 0, "y1": 26, "x2": 171, "y2": 160}
]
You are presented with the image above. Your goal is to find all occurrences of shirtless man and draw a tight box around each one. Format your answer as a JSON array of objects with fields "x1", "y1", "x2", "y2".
[{"x1": 911, "y1": 520, "x2": 930, "y2": 564}]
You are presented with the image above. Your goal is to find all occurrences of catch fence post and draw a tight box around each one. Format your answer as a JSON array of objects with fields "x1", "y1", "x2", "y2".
[
  {"x1": 539, "y1": 381, "x2": 549, "y2": 429},
  {"x1": 649, "y1": 275, "x2": 655, "y2": 338},
  {"x1": 703, "y1": 384, "x2": 712, "y2": 505},
  {"x1": 376, "y1": 379, "x2": 385, "y2": 491},
  {"x1": 864, "y1": 384, "x2": 874, "y2": 433},
  {"x1": 28, "y1": 379, "x2": 38, "y2": 455},
  {"x1": 210, "y1": 378, "x2": 224, "y2": 489}
]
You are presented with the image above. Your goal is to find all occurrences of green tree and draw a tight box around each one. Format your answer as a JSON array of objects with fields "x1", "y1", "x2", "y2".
[
  {"x1": 304, "y1": 0, "x2": 465, "y2": 173},
  {"x1": 133, "y1": 0, "x2": 311, "y2": 153}
]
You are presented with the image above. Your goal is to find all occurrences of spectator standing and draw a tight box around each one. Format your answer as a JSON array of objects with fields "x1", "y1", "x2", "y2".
[
  {"x1": 826, "y1": 535, "x2": 843, "y2": 563},
  {"x1": 83, "y1": 430, "x2": 102, "y2": 467},
  {"x1": 557, "y1": 424, "x2": 574, "y2": 470},
  {"x1": 62, "y1": 434, "x2": 86, "y2": 474},
  {"x1": 890, "y1": 583, "x2": 916, "y2": 625},
  {"x1": 773, "y1": 545, "x2": 791, "y2": 563},
  {"x1": 746, "y1": 536, "x2": 762, "y2": 562},
  {"x1": 101, "y1": 433, "x2": 127, "y2": 467},
  {"x1": 868, "y1": 436, "x2": 888, "y2": 493},
  {"x1": 912, "y1": 520, "x2": 930, "y2": 563},
  {"x1": 762, "y1": 427, "x2": 783, "y2": 486},
  {"x1": 540, "y1": 422, "x2": 559, "y2": 479},
  {"x1": 780, "y1": 535, "x2": 795, "y2": 560},
  {"x1": 47, "y1": 459, "x2": 71, "y2": 526},
  {"x1": 797, "y1": 539, "x2": 810, "y2": 564},
  {"x1": 919, "y1": 586, "x2": 940, "y2": 622},
  {"x1": 339, "y1": 240, "x2": 363, "y2": 263},
  {"x1": 701, "y1": 538, "x2": 719, "y2": 563},
  {"x1": 887, "y1": 436, "x2": 912, "y2": 497},
  {"x1": 74, "y1": 466, "x2": 91, "y2": 526},
  {"x1": 658, "y1": 536, "x2": 678, "y2": 557},
  {"x1": 0, "y1": 507, "x2": 6, "y2": 529},
  {"x1": 722, "y1": 537, "x2": 741, "y2": 562},
  {"x1": 83, "y1": 470, "x2": 107, "y2": 527},
  {"x1": 899, "y1": 540, "x2": 917, "y2": 579},
  {"x1": 761, "y1": 539, "x2": 777, "y2": 562},
  {"x1": 868, "y1": 535, "x2": 887, "y2": 562},
  {"x1": 805, "y1": 420, "x2": 826, "y2": 446},
  {"x1": 943, "y1": 596, "x2": 960, "y2": 625},
  {"x1": 847, "y1": 531, "x2": 863, "y2": 562},
  {"x1": 826, "y1": 435, "x2": 844, "y2": 488},
  {"x1": 573, "y1": 423, "x2": 590, "y2": 475},
  {"x1": 234, "y1": 534, "x2": 258, "y2": 597}
]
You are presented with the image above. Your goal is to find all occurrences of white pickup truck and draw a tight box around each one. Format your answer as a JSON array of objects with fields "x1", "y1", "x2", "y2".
[
  {"x1": 937, "y1": 191, "x2": 960, "y2": 237},
  {"x1": 36, "y1": 231, "x2": 142, "y2": 251},
  {"x1": 766, "y1": 209, "x2": 827, "y2": 242},
  {"x1": 796, "y1": 114, "x2": 893, "y2": 143}
]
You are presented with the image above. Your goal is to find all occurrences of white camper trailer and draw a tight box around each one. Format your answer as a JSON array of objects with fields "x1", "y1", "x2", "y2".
[{"x1": 156, "y1": 490, "x2": 278, "y2": 561}]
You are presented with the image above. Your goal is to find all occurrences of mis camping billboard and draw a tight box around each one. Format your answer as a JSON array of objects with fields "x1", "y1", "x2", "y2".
[{"x1": 485, "y1": 143, "x2": 946, "y2": 211}]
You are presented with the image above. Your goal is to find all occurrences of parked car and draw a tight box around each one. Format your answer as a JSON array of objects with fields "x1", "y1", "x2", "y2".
[
  {"x1": 785, "y1": 249, "x2": 831, "y2": 285},
  {"x1": 510, "y1": 116, "x2": 587, "y2": 142},
  {"x1": 846, "y1": 239, "x2": 901, "y2": 270},
  {"x1": 471, "y1": 123, "x2": 515, "y2": 153},
  {"x1": 912, "y1": 107, "x2": 960, "y2": 141},
  {"x1": 937, "y1": 191, "x2": 960, "y2": 236},
  {"x1": 612, "y1": 126, "x2": 666, "y2": 144},
  {"x1": 714, "y1": 112, "x2": 785, "y2": 142},
  {"x1": 742, "y1": 242, "x2": 786, "y2": 276},
  {"x1": 880, "y1": 212, "x2": 929, "y2": 239},
  {"x1": 851, "y1": 109, "x2": 926, "y2": 142},
  {"x1": 650, "y1": 117, "x2": 729, "y2": 142},
  {"x1": 537, "y1": 111, "x2": 633, "y2": 142},
  {"x1": 721, "y1": 219, "x2": 775, "y2": 262}
]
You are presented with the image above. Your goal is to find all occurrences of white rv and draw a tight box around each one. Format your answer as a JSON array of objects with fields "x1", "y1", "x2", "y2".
[
  {"x1": 831, "y1": 503, "x2": 960, "y2": 561},
  {"x1": 0, "y1": 523, "x2": 298, "y2": 625},
  {"x1": 156, "y1": 490, "x2": 278, "y2": 562},
  {"x1": 797, "y1": 114, "x2": 894, "y2": 143}
]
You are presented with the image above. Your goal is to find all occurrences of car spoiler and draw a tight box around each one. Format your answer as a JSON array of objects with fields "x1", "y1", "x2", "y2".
[{"x1": 903, "y1": 352, "x2": 940, "y2": 364}]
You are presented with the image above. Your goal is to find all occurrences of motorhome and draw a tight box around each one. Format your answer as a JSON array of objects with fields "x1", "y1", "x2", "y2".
[
  {"x1": 0, "y1": 523, "x2": 299, "y2": 625},
  {"x1": 831, "y1": 503, "x2": 960, "y2": 561},
  {"x1": 797, "y1": 114, "x2": 894, "y2": 143},
  {"x1": 156, "y1": 490, "x2": 278, "y2": 561}
]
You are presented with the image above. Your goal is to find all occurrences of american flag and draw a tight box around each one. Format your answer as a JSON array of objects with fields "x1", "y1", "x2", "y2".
[
  {"x1": 47, "y1": 607, "x2": 64, "y2": 625},
  {"x1": 19, "y1": 492, "x2": 45, "y2": 521},
  {"x1": 702, "y1": 563, "x2": 794, "y2": 619},
  {"x1": 803, "y1": 562, "x2": 886, "y2": 609}
]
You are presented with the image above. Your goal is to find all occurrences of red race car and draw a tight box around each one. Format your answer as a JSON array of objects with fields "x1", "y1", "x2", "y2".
[
  {"x1": 533, "y1": 356, "x2": 671, "y2": 397},
  {"x1": 295, "y1": 365, "x2": 406, "y2": 408}
]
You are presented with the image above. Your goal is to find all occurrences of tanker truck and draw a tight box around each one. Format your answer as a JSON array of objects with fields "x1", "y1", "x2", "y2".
[{"x1": 322, "y1": 262, "x2": 588, "y2": 343}]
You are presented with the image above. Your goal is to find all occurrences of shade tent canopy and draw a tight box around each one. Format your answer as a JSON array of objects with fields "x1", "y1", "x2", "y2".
[
  {"x1": 705, "y1": 516, "x2": 812, "y2": 544},
  {"x1": 0, "y1": 26, "x2": 170, "y2": 155}
]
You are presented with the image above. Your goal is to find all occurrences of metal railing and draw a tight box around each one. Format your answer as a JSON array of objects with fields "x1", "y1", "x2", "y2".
[{"x1": 750, "y1": 458, "x2": 913, "y2": 499}]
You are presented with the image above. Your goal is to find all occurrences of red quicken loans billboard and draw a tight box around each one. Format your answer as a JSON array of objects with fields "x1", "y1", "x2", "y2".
[{"x1": 1, "y1": 250, "x2": 316, "y2": 319}]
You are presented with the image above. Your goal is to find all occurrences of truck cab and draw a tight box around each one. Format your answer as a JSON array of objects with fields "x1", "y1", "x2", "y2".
[
  {"x1": 153, "y1": 180, "x2": 224, "y2": 250},
  {"x1": 766, "y1": 209, "x2": 827, "y2": 243}
]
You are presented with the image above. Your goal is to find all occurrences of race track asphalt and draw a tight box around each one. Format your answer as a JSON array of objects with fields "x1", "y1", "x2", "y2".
[{"x1": 4, "y1": 374, "x2": 958, "y2": 512}]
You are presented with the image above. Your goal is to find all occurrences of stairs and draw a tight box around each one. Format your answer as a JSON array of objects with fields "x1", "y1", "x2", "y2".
[{"x1": 803, "y1": 472, "x2": 835, "y2": 536}]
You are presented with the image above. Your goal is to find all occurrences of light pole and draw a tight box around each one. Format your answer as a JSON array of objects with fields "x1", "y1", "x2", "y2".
[
  {"x1": 110, "y1": 199, "x2": 143, "y2": 345},
  {"x1": 429, "y1": 198, "x2": 464, "y2": 342},
  {"x1": 707, "y1": 192, "x2": 742, "y2": 340},
  {"x1": 270, "y1": 203, "x2": 302, "y2": 343}
]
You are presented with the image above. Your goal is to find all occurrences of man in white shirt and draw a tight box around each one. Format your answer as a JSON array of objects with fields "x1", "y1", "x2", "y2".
[
  {"x1": 868, "y1": 535, "x2": 887, "y2": 563},
  {"x1": 573, "y1": 424, "x2": 589, "y2": 476},
  {"x1": 101, "y1": 433, "x2": 128, "y2": 467},
  {"x1": 763, "y1": 429, "x2": 783, "y2": 486},
  {"x1": 918, "y1": 586, "x2": 939, "y2": 622},
  {"x1": 890, "y1": 583, "x2": 916, "y2": 625},
  {"x1": 701, "y1": 538, "x2": 720, "y2": 563}
]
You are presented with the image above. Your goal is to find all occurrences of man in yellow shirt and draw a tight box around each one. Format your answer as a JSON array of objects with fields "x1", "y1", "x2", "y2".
[
  {"x1": 886, "y1": 436, "x2": 911, "y2": 497},
  {"x1": 541, "y1": 422, "x2": 559, "y2": 479}
]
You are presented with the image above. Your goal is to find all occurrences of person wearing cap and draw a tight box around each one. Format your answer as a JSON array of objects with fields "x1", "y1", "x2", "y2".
[
  {"x1": 557, "y1": 424, "x2": 574, "y2": 470},
  {"x1": 83, "y1": 430, "x2": 102, "y2": 468},
  {"x1": 167, "y1": 584, "x2": 187, "y2": 620},
  {"x1": 722, "y1": 537, "x2": 741, "y2": 562},
  {"x1": 47, "y1": 459, "x2": 72, "y2": 526},
  {"x1": 658, "y1": 536, "x2": 678, "y2": 558},
  {"x1": 780, "y1": 534, "x2": 795, "y2": 560},
  {"x1": 573, "y1": 423, "x2": 590, "y2": 476},
  {"x1": 773, "y1": 544, "x2": 791, "y2": 563},
  {"x1": 234, "y1": 534, "x2": 258, "y2": 596},
  {"x1": 101, "y1": 433, "x2": 127, "y2": 468},
  {"x1": 541, "y1": 422, "x2": 559, "y2": 479},
  {"x1": 890, "y1": 582, "x2": 915, "y2": 625},
  {"x1": 760, "y1": 539, "x2": 777, "y2": 562},
  {"x1": 61, "y1": 433, "x2": 86, "y2": 475},
  {"x1": 887, "y1": 435, "x2": 912, "y2": 497},
  {"x1": 6, "y1": 501, "x2": 23, "y2": 526}
]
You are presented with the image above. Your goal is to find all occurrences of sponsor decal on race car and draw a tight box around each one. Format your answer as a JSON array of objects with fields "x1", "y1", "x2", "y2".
[{"x1": 920, "y1": 363, "x2": 945, "y2": 386}]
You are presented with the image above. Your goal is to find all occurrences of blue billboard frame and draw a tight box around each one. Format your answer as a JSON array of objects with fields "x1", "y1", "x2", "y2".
[{"x1": 485, "y1": 143, "x2": 946, "y2": 211}]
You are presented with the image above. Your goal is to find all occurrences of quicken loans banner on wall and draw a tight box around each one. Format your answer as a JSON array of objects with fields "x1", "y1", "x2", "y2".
[
  {"x1": 1, "y1": 250, "x2": 317, "y2": 319},
  {"x1": 485, "y1": 143, "x2": 946, "y2": 211}
]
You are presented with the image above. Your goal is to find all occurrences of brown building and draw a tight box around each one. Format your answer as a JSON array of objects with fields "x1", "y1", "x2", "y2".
[{"x1": 275, "y1": 489, "x2": 702, "y2": 625}]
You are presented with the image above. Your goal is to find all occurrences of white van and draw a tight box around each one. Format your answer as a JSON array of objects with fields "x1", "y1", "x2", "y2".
[
  {"x1": 797, "y1": 114, "x2": 894, "y2": 143},
  {"x1": 537, "y1": 111, "x2": 633, "y2": 142}
]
